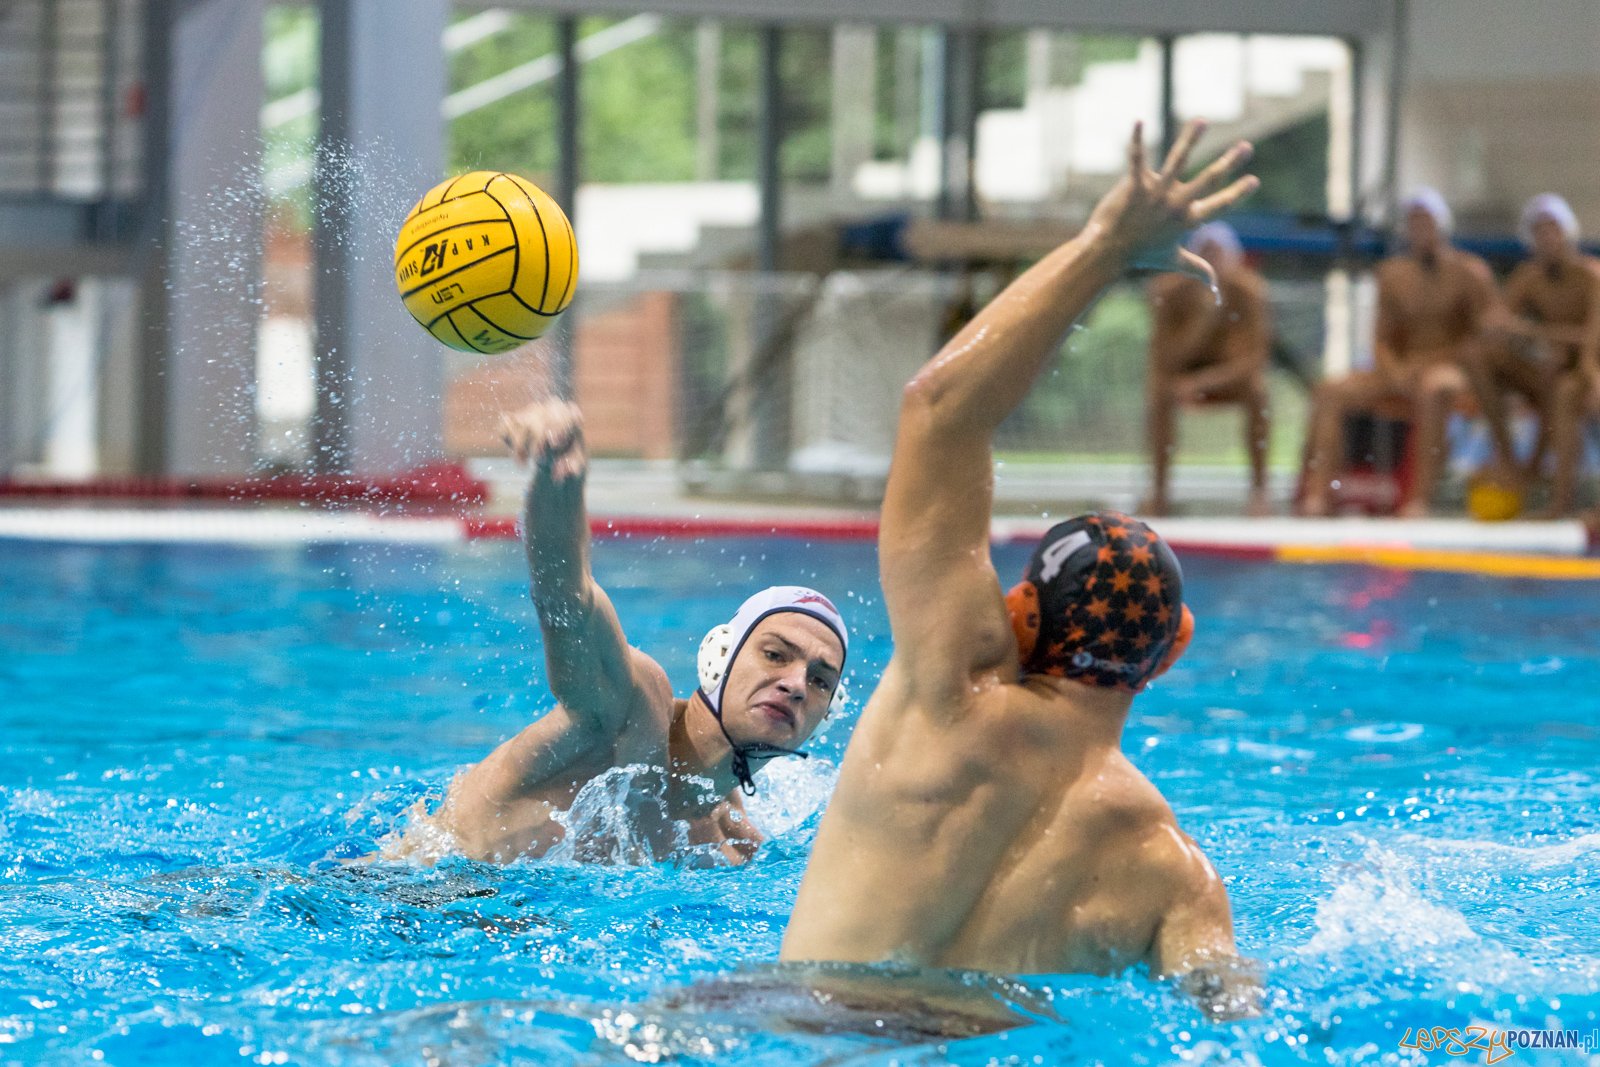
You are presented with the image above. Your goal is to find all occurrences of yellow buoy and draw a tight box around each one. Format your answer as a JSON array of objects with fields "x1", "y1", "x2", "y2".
[{"x1": 1466, "y1": 479, "x2": 1523, "y2": 522}]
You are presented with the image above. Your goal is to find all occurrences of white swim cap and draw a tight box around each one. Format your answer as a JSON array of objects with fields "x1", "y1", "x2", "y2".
[
  {"x1": 1400, "y1": 188, "x2": 1453, "y2": 236},
  {"x1": 697, "y1": 586, "x2": 849, "y2": 717},
  {"x1": 1519, "y1": 193, "x2": 1580, "y2": 248},
  {"x1": 1185, "y1": 221, "x2": 1243, "y2": 264}
]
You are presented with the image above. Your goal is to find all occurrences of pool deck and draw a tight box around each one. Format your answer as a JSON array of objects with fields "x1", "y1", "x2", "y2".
[{"x1": 2, "y1": 458, "x2": 1596, "y2": 576}]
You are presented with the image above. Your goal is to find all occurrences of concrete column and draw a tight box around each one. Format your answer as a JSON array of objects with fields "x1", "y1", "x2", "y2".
[
  {"x1": 95, "y1": 275, "x2": 141, "y2": 475},
  {"x1": 162, "y1": 0, "x2": 263, "y2": 476},
  {"x1": 1322, "y1": 269, "x2": 1353, "y2": 379},
  {"x1": 695, "y1": 21, "x2": 721, "y2": 182},
  {"x1": 1351, "y1": 12, "x2": 1404, "y2": 226},
  {"x1": 892, "y1": 27, "x2": 919, "y2": 153},
  {"x1": 551, "y1": 14, "x2": 578, "y2": 401},
  {"x1": 1379, "y1": 0, "x2": 1409, "y2": 228},
  {"x1": 1158, "y1": 35, "x2": 1177, "y2": 158},
  {"x1": 0, "y1": 281, "x2": 50, "y2": 474},
  {"x1": 1025, "y1": 29, "x2": 1052, "y2": 95},
  {"x1": 751, "y1": 24, "x2": 790, "y2": 471},
  {"x1": 134, "y1": 0, "x2": 262, "y2": 476},
  {"x1": 756, "y1": 25, "x2": 783, "y2": 275},
  {"x1": 937, "y1": 26, "x2": 978, "y2": 222},
  {"x1": 555, "y1": 16, "x2": 579, "y2": 221},
  {"x1": 1327, "y1": 44, "x2": 1354, "y2": 220},
  {"x1": 315, "y1": 0, "x2": 447, "y2": 475},
  {"x1": 1322, "y1": 43, "x2": 1357, "y2": 382},
  {"x1": 830, "y1": 24, "x2": 875, "y2": 198},
  {"x1": 45, "y1": 279, "x2": 100, "y2": 477}
]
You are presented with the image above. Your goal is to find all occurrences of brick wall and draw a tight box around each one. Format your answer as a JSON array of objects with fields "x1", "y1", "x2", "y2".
[
  {"x1": 443, "y1": 290, "x2": 680, "y2": 459},
  {"x1": 574, "y1": 290, "x2": 679, "y2": 460}
]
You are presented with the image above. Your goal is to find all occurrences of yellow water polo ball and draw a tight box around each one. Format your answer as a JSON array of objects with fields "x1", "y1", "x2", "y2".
[
  {"x1": 394, "y1": 171, "x2": 577, "y2": 354},
  {"x1": 1466, "y1": 479, "x2": 1523, "y2": 522}
]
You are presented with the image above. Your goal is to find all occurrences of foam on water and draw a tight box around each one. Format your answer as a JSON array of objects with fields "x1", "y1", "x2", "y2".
[{"x1": 1299, "y1": 842, "x2": 1486, "y2": 959}]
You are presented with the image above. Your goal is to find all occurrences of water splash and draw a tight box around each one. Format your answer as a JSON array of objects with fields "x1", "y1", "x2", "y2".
[
  {"x1": 1299, "y1": 842, "x2": 1481, "y2": 960},
  {"x1": 544, "y1": 764, "x2": 685, "y2": 867},
  {"x1": 744, "y1": 756, "x2": 839, "y2": 843}
]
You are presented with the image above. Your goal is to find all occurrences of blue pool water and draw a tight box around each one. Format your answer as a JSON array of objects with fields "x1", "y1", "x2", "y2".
[{"x1": 2, "y1": 535, "x2": 1599, "y2": 1066}]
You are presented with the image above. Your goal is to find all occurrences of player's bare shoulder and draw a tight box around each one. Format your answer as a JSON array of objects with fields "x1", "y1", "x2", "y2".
[
  {"x1": 627, "y1": 648, "x2": 675, "y2": 727},
  {"x1": 1138, "y1": 820, "x2": 1222, "y2": 893},
  {"x1": 1374, "y1": 252, "x2": 1409, "y2": 286},
  {"x1": 1231, "y1": 264, "x2": 1269, "y2": 299},
  {"x1": 1055, "y1": 743, "x2": 1177, "y2": 838}
]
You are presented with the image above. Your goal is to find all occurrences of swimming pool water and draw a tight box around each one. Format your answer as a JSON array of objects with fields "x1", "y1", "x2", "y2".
[{"x1": 2, "y1": 535, "x2": 1598, "y2": 1065}]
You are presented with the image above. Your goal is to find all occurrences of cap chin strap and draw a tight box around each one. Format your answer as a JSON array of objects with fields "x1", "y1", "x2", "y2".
[{"x1": 695, "y1": 688, "x2": 808, "y2": 796}]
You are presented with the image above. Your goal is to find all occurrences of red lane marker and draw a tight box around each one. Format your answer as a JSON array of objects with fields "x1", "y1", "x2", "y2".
[
  {"x1": 0, "y1": 461, "x2": 488, "y2": 507},
  {"x1": 590, "y1": 517, "x2": 882, "y2": 541},
  {"x1": 1162, "y1": 541, "x2": 1276, "y2": 561},
  {"x1": 462, "y1": 516, "x2": 519, "y2": 540},
  {"x1": 462, "y1": 516, "x2": 1284, "y2": 560}
]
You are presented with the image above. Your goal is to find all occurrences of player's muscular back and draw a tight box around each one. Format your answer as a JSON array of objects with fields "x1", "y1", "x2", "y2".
[
  {"x1": 784, "y1": 673, "x2": 1182, "y2": 973},
  {"x1": 944, "y1": 735, "x2": 1182, "y2": 974},
  {"x1": 1379, "y1": 252, "x2": 1490, "y2": 354}
]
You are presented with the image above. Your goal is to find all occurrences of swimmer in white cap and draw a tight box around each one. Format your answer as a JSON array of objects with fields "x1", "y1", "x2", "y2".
[
  {"x1": 782, "y1": 120, "x2": 1261, "y2": 1018},
  {"x1": 408, "y1": 400, "x2": 848, "y2": 865},
  {"x1": 1144, "y1": 220, "x2": 1273, "y2": 516},
  {"x1": 1465, "y1": 194, "x2": 1600, "y2": 516},
  {"x1": 1301, "y1": 188, "x2": 1500, "y2": 516}
]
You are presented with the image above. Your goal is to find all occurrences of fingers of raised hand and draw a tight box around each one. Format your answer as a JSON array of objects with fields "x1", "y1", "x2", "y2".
[
  {"x1": 1159, "y1": 120, "x2": 1208, "y2": 183},
  {"x1": 548, "y1": 402, "x2": 584, "y2": 456},
  {"x1": 552, "y1": 450, "x2": 587, "y2": 483},
  {"x1": 1186, "y1": 175, "x2": 1261, "y2": 225},
  {"x1": 1127, "y1": 121, "x2": 1149, "y2": 191},
  {"x1": 1181, "y1": 141, "x2": 1253, "y2": 201},
  {"x1": 498, "y1": 414, "x2": 532, "y2": 463}
]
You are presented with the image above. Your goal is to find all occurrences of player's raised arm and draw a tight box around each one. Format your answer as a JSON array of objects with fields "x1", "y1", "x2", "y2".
[
  {"x1": 879, "y1": 121, "x2": 1257, "y2": 698},
  {"x1": 499, "y1": 399, "x2": 666, "y2": 746}
]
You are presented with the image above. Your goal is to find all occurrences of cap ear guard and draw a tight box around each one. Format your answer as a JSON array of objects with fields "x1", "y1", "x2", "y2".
[
  {"x1": 1005, "y1": 581, "x2": 1041, "y2": 665},
  {"x1": 1147, "y1": 605, "x2": 1195, "y2": 686},
  {"x1": 697, "y1": 622, "x2": 850, "y2": 714},
  {"x1": 827, "y1": 675, "x2": 849, "y2": 715},
  {"x1": 697, "y1": 623, "x2": 735, "y2": 696}
]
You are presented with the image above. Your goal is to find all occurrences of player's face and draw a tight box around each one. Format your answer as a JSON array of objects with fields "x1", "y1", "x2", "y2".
[
  {"x1": 1406, "y1": 208, "x2": 1442, "y2": 254},
  {"x1": 720, "y1": 614, "x2": 842, "y2": 749},
  {"x1": 1530, "y1": 217, "x2": 1569, "y2": 264}
]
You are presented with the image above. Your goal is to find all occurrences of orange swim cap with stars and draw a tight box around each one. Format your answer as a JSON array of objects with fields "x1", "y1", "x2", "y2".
[{"x1": 1004, "y1": 511, "x2": 1193, "y2": 693}]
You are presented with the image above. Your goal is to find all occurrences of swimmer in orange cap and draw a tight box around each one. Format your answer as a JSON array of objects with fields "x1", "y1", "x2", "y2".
[
  {"x1": 402, "y1": 399, "x2": 848, "y2": 865},
  {"x1": 781, "y1": 120, "x2": 1259, "y2": 1018}
]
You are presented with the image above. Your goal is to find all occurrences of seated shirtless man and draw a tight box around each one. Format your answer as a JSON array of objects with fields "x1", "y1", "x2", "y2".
[
  {"x1": 1301, "y1": 189, "x2": 1499, "y2": 517},
  {"x1": 407, "y1": 399, "x2": 849, "y2": 865},
  {"x1": 780, "y1": 121, "x2": 1260, "y2": 1017},
  {"x1": 1465, "y1": 194, "x2": 1600, "y2": 516},
  {"x1": 1145, "y1": 221, "x2": 1272, "y2": 517},
  {"x1": 1548, "y1": 342, "x2": 1600, "y2": 519}
]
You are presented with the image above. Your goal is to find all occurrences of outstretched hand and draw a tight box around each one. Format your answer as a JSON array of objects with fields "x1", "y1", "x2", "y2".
[
  {"x1": 498, "y1": 399, "x2": 587, "y2": 483},
  {"x1": 1085, "y1": 120, "x2": 1259, "y2": 285}
]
